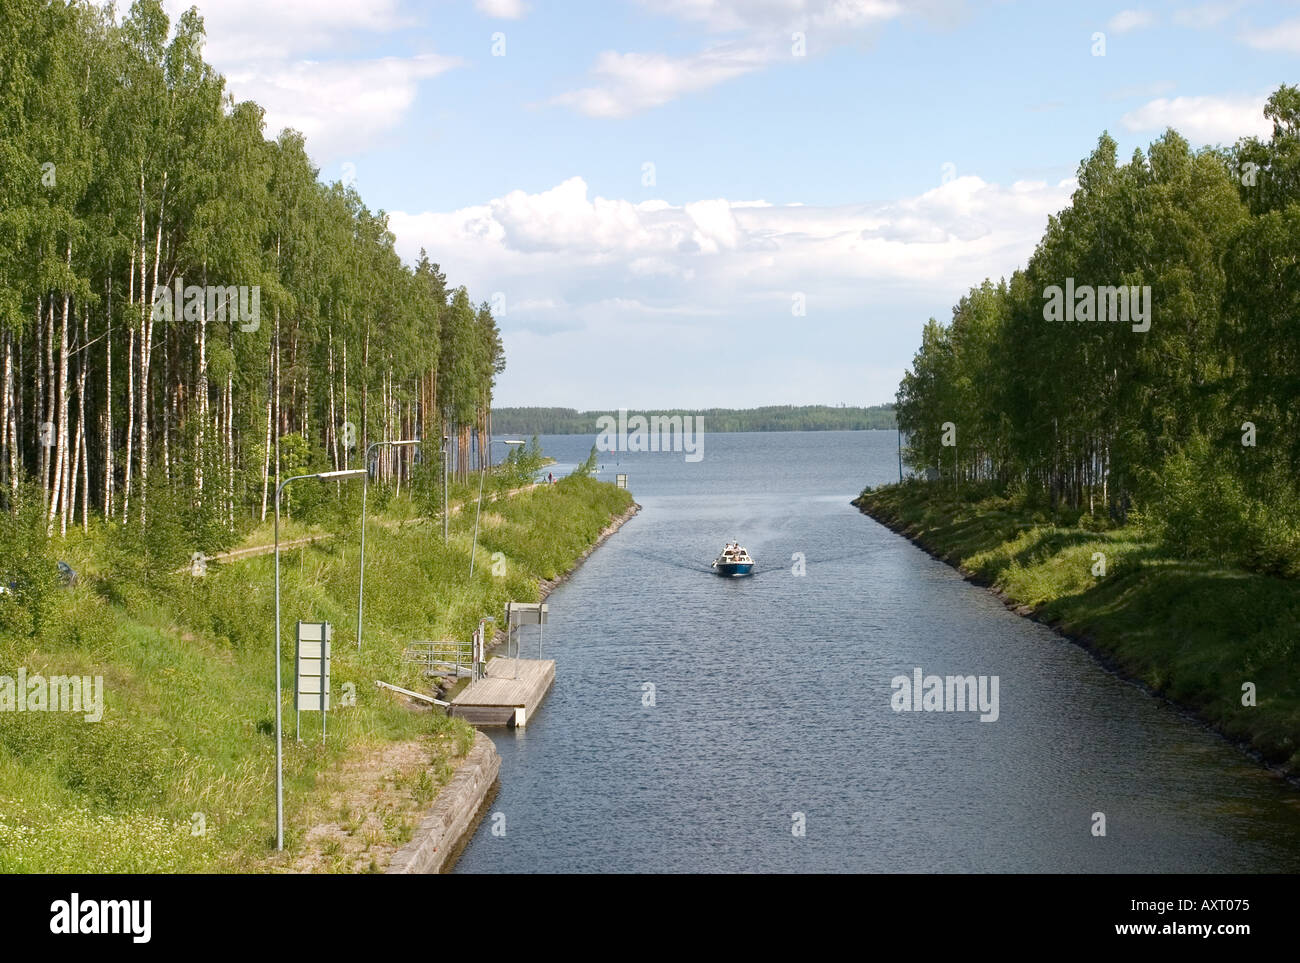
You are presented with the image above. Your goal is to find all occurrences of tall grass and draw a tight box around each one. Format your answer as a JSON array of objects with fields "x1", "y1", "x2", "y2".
[{"x1": 0, "y1": 474, "x2": 633, "y2": 871}]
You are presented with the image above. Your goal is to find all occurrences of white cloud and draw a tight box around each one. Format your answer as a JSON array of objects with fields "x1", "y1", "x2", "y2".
[
  {"x1": 1121, "y1": 93, "x2": 1271, "y2": 145},
  {"x1": 684, "y1": 199, "x2": 741, "y2": 253},
  {"x1": 389, "y1": 174, "x2": 1074, "y2": 298},
  {"x1": 550, "y1": 44, "x2": 775, "y2": 118},
  {"x1": 1108, "y1": 9, "x2": 1156, "y2": 33},
  {"x1": 226, "y1": 54, "x2": 461, "y2": 161},
  {"x1": 1240, "y1": 17, "x2": 1300, "y2": 52},
  {"x1": 638, "y1": 0, "x2": 903, "y2": 32},
  {"x1": 554, "y1": 0, "x2": 908, "y2": 117},
  {"x1": 161, "y1": 0, "x2": 413, "y2": 64},
  {"x1": 385, "y1": 174, "x2": 1074, "y2": 405},
  {"x1": 475, "y1": 0, "x2": 529, "y2": 19},
  {"x1": 108, "y1": 1, "x2": 464, "y2": 164}
]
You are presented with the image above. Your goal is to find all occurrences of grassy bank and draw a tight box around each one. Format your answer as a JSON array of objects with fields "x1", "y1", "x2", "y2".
[
  {"x1": 854, "y1": 482, "x2": 1300, "y2": 776},
  {"x1": 0, "y1": 474, "x2": 633, "y2": 872}
]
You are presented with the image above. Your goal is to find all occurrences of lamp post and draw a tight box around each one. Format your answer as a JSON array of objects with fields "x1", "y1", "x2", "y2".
[
  {"x1": 469, "y1": 438, "x2": 524, "y2": 578},
  {"x1": 275, "y1": 467, "x2": 366, "y2": 852},
  {"x1": 357, "y1": 439, "x2": 420, "y2": 653}
]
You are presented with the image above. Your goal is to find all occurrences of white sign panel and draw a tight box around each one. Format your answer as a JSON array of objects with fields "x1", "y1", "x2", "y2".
[
  {"x1": 295, "y1": 621, "x2": 331, "y2": 712},
  {"x1": 505, "y1": 601, "x2": 548, "y2": 626}
]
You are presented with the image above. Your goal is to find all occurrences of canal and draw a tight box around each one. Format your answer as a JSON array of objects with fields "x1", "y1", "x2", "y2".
[{"x1": 455, "y1": 430, "x2": 1300, "y2": 872}]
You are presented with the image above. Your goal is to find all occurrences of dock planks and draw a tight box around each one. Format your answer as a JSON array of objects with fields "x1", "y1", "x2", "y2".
[{"x1": 449, "y1": 657, "x2": 555, "y2": 727}]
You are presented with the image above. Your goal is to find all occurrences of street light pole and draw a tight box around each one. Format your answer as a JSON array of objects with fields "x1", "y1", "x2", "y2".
[
  {"x1": 275, "y1": 467, "x2": 366, "y2": 851},
  {"x1": 357, "y1": 439, "x2": 420, "y2": 653},
  {"x1": 442, "y1": 435, "x2": 450, "y2": 544},
  {"x1": 469, "y1": 438, "x2": 524, "y2": 578}
]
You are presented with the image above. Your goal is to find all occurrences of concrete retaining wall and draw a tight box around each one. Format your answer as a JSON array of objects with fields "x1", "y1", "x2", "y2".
[{"x1": 386, "y1": 730, "x2": 501, "y2": 874}]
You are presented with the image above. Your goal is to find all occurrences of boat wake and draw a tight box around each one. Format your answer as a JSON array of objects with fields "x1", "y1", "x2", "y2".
[
  {"x1": 746, "y1": 546, "x2": 878, "y2": 578},
  {"x1": 624, "y1": 545, "x2": 877, "y2": 578},
  {"x1": 622, "y1": 548, "x2": 715, "y2": 574}
]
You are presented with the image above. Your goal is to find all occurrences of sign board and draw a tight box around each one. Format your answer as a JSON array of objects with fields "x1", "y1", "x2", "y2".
[
  {"x1": 505, "y1": 601, "x2": 548, "y2": 626},
  {"x1": 295, "y1": 621, "x2": 331, "y2": 741},
  {"x1": 616, "y1": 473, "x2": 628, "y2": 489},
  {"x1": 505, "y1": 602, "x2": 548, "y2": 663}
]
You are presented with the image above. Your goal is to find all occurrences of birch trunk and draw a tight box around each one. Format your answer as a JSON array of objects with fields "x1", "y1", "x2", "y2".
[
  {"x1": 341, "y1": 337, "x2": 349, "y2": 468},
  {"x1": 2, "y1": 330, "x2": 13, "y2": 496},
  {"x1": 361, "y1": 321, "x2": 369, "y2": 459},
  {"x1": 225, "y1": 371, "x2": 234, "y2": 531},
  {"x1": 122, "y1": 248, "x2": 136, "y2": 521},
  {"x1": 47, "y1": 285, "x2": 71, "y2": 533},
  {"x1": 259, "y1": 331, "x2": 273, "y2": 522},
  {"x1": 327, "y1": 326, "x2": 338, "y2": 471},
  {"x1": 103, "y1": 272, "x2": 113, "y2": 518},
  {"x1": 72, "y1": 306, "x2": 89, "y2": 532},
  {"x1": 196, "y1": 271, "x2": 208, "y2": 503},
  {"x1": 140, "y1": 169, "x2": 168, "y2": 523},
  {"x1": 38, "y1": 295, "x2": 51, "y2": 509}
]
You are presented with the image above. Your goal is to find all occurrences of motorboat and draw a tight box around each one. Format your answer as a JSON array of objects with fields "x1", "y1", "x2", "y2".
[{"x1": 711, "y1": 542, "x2": 754, "y2": 577}]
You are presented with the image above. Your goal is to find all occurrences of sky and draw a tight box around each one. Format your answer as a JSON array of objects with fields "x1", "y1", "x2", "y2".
[{"x1": 155, "y1": 0, "x2": 1299, "y2": 408}]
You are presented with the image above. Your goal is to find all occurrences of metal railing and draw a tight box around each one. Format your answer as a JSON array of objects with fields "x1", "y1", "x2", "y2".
[{"x1": 403, "y1": 640, "x2": 475, "y2": 679}]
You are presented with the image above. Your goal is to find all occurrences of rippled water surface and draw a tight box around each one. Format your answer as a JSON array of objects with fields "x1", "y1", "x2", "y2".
[{"x1": 455, "y1": 430, "x2": 1300, "y2": 873}]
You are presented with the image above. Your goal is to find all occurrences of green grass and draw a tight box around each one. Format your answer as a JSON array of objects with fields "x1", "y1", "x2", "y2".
[
  {"x1": 855, "y1": 482, "x2": 1300, "y2": 775},
  {"x1": 0, "y1": 474, "x2": 633, "y2": 872}
]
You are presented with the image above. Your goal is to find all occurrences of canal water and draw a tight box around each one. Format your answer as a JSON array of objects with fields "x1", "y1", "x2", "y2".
[{"x1": 455, "y1": 430, "x2": 1300, "y2": 872}]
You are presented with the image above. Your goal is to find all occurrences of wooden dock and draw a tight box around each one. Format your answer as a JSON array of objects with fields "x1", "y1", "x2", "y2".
[{"x1": 449, "y1": 657, "x2": 555, "y2": 728}]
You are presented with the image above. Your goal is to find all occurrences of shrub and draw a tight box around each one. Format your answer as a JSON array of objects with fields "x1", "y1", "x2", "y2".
[
  {"x1": 1140, "y1": 436, "x2": 1300, "y2": 574},
  {"x1": 0, "y1": 485, "x2": 62, "y2": 636}
]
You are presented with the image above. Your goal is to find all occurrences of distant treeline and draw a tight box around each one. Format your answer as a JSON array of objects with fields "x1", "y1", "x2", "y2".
[{"x1": 493, "y1": 405, "x2": 897, "y2": 435}]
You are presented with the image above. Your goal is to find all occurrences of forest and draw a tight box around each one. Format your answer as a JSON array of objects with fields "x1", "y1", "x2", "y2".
[
  {"x1": 493, "y1": 404, "x2": 898, "y2": 435},
  {"x1": 894, "y1": 85, "x2": 1300, "y2": 577},
  {"x1": 0, "y1": 0, "x2": 505, "y2": 545}
]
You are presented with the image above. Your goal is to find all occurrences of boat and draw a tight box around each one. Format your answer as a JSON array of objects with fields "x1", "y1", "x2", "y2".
[{"x1": 711, "y1": 542, "x2": 754, "y2": 577}]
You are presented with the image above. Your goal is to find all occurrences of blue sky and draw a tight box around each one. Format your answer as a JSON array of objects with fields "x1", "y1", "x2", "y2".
[{"x1": 163, "y1": 0, "x2": 1299, "y2": 407}]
